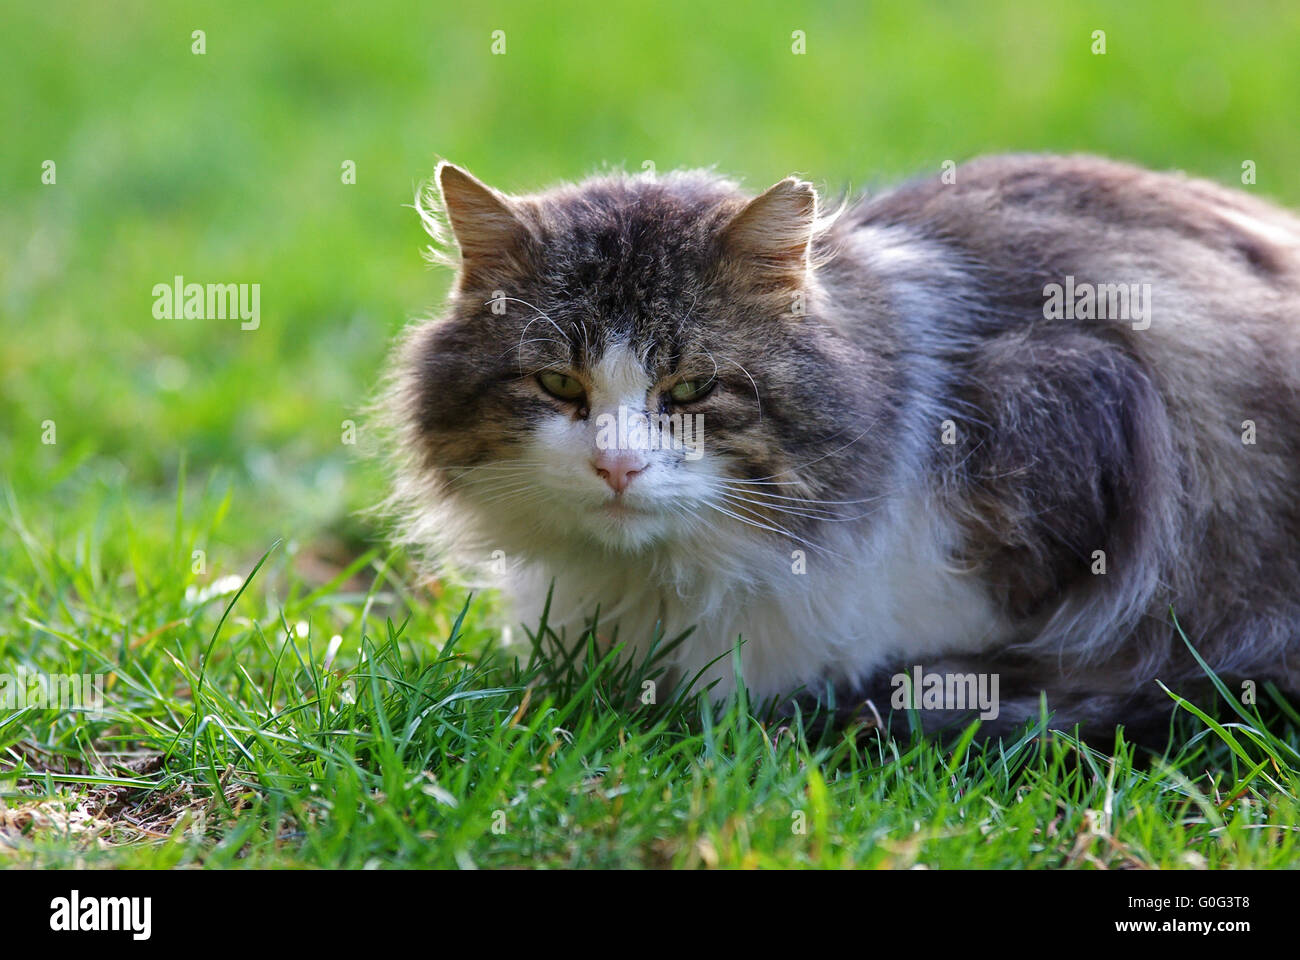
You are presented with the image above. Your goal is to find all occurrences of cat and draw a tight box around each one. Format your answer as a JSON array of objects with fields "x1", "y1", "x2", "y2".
[{"x1": 381, "y1": 154, "x2": 1300, "y2": 742}]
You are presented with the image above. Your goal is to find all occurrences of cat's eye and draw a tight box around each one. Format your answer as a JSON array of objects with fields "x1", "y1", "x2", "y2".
[
  {"x1": 537, "y1": 370, "x2": 586, "y2": 402},
  {"x1": 668, "y1": 378, "x2": 715, "y2": 404}
]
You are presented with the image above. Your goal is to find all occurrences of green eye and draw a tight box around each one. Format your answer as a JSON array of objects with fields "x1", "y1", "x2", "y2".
[
  {"x1": 668, "y1": 378, "x2": 715, "y2": 404},
  {"x1": 537, "y1": 370, "x2": 586, "y2": 401}
]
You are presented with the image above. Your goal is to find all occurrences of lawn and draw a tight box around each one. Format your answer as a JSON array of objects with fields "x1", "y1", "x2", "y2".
[{"x1": 2, "y1": 0, "x2": 1299, "y2": 868}]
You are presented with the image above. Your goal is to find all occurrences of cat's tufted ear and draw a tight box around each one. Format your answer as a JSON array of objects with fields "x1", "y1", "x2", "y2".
[
  {"x1": 437, "y1": 162, "x2": 531, "y2": 284},
  {"x1": 721, "y1": 177, "x2": 819, "y2": 287}
]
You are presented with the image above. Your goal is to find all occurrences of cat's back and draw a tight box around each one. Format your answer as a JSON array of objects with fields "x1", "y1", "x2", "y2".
[
  {"x1": 849, "y1": 152, "x2": 1300, "y2": 279},
  {"x1": 833, "y1": 154, "x2": 1300, "y2": 675},
  {"x1": 840, "y1": 153, "x2": 1300, "y2": 428}
]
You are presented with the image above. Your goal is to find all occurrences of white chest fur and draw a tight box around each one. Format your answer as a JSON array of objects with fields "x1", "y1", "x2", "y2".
[{"x1": 506, "y1": 492, "x2": 1008, "y2": 700}]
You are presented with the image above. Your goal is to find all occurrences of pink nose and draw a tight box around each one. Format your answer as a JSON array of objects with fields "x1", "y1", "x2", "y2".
[{"x1": 592, "y1": 451, "x2": 648, "y2": 493}]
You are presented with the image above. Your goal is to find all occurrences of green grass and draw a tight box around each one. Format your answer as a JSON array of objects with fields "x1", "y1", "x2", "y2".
[
  {"x1": 3, "y1": 495, "x2": 1299, "y2": 869},
  {"x1": 3, "y1": 0, "x2": 1300, "y2": 868}
]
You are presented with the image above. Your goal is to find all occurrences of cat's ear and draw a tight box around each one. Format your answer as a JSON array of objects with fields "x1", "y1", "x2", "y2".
[
  {"x1": 721, "y1": 177, "x2": 819, "y2": 287},
  {"x1": 436, "y1": 162, "x2": 531, "y2": 283}
]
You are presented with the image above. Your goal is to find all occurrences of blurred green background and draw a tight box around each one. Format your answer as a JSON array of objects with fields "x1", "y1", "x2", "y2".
[{"x1": 3, "y1": 0, "x2": 1300, "y2": 578}]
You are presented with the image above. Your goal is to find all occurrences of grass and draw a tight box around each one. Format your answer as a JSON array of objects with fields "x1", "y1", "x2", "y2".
[
  {"x1": 4, "y1": 479, "x2": 1299, "y2": 868},
  {"x1": 3, "y1": 0, "x2": 1300, "y2": 868}
]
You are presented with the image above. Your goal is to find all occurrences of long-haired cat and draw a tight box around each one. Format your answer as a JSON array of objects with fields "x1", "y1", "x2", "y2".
[{"x1": 382, "y1": 155, "x2": 1300, "y2": 741}]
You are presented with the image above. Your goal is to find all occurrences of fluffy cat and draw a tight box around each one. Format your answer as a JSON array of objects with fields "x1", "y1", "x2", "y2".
[{"x1": 382, "y1": 155, "x2": 1300, "y2": 741}]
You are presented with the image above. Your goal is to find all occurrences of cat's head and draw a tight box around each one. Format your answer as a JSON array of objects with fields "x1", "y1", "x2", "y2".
[{"x1": 388, "y1": 162, "x2": 891, "y2": 569}]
